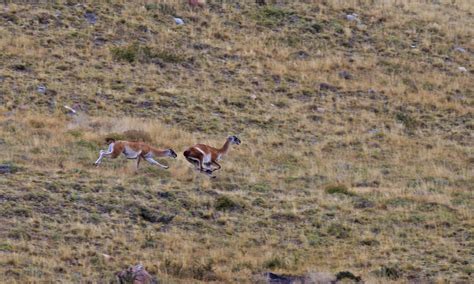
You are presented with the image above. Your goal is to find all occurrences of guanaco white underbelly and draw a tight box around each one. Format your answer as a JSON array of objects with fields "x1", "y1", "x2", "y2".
[
  {"x1": 195, "y1": 146, "x2": 211, "y2": 164},
  {"x1": 123, "y1": 146, "x2": 140, "y2": 159}
]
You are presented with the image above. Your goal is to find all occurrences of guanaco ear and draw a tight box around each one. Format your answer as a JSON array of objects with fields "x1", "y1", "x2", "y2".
[
  {"x1": 234, "y1": 136, "x2": 241, "y2": 145},
  {"x1": 229, "y1": 135, "x2": 241, "y2": 144}
]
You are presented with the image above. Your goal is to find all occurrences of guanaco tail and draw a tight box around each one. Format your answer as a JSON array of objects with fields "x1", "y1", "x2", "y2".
[
  {"x1": 183, "y1": 135, "x2": 241, "y2": 178},
  {"x1": 94, "y1": 138, "x2": 177, "y2": 169}
]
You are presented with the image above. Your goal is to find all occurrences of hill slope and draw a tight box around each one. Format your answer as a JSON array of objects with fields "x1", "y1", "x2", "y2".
[{"x1": 0, "y1": 1, "x2": 472, "y2": 282}]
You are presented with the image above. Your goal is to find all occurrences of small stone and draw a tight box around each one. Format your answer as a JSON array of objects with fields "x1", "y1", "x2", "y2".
[
  {"x1": 368, "y1": 128, "x2": 379, "y2": 134},
  {"x1": 292, "y1": 50, "x2": 310, "y2": 60},
  {"x1": 0, "y1": 164, "x2": 12, "y2": 174},
  {"x1": 250, "y1": 94, "x2": 257, "y2": 100},
  {"x1": 84, "y1": 12, "x2": 97, "y2": 24},
  {"x1": 173, "y1": 17, "x2": 184, "y2": 25},
  {"x1": 288, "y1": 15, "x2": 300, "y2": 24},
  {"x1": 454, "y1": 47, "x2": 466, "y2": 53},
  {"x1": 37, "y1": 85, "x2": 46, "y2": 94},
  {"x1": 458, "y1": 66, "x2": 467, "y2": 72},
  {"x1": 138, "y1": 101, "x2": 153, "y2": 109},
  {"x1": 93, "y1": 37, "x2": 107, "y2": 46},
  {"x1": 346, "y1": 13, "x2": 359, "y2": 22},
  {"x1": 336, "y1": 271, "x2": 362, "y2": 282}
]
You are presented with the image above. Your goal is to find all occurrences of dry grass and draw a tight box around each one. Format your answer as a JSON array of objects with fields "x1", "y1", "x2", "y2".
[{"x1": 0, "y1": 0, "x2": 472, "y2": 283}]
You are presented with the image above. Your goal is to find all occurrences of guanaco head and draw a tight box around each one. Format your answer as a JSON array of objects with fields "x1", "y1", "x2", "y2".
[
  {"x1": 228, "y1": 135, "x2": 241, "y2": 145},
  {"x1": 167, "y1": 149, "x2": 178, "y2": 158},
  {"x1": 105, "y1": 138, "x2": 116, "y2": 145}
]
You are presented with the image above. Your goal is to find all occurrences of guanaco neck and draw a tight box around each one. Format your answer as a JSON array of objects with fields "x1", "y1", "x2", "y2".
[{"x1": 217, "y1": 139, "x2": 231, "y2": 156}]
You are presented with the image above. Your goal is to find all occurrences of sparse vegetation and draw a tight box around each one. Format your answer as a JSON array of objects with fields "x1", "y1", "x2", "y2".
[
  {"x1": 324, "y1": 184, "x2": 354, "y2": 196},
  {"x1": 0, "y1": 0, "x2": 472, "y2": 283}
]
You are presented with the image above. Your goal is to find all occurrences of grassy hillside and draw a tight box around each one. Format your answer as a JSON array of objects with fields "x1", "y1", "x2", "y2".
[{"x1": 0, "y1": 0, "x2": 472, "y2": 282}]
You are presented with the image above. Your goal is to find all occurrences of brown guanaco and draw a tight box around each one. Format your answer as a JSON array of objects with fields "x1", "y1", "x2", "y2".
[
  {"x1": 94, "y1": 138, "x2": 177, "y2": 169},
  {"x1": 183, "y1": 135, "x2": 241, "y2": 178}
]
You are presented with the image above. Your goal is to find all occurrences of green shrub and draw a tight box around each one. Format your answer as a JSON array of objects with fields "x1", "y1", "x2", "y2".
[
  {"x1": 145, "y1": 3, "x2": 175, "y2": 15},
  {"x1": 215, "y1": 195, "x2": 243, "y2": 211},
  {"x1": 0, "y1": 243, "x2": 13, "y2": 252},
  {"x1": 154, "y1": 50, "x2": 186, "y2": 63},
  {"x1": 111, "y1": 43, "x2": 141, "y2": 63},
  {"x1": 324, "y1": 184, "x2": 354, "y2": 196},
  {"x1": 264, "y1": 256, "x2": 286, "y2": 269},
  {"x1": 395, "y1": 112, "x2": 418, "y2": 130},
  {"x1": 255, "y1": 6, "x2": 293, "y2": 27},
  {"x1": 111, "y1": 43, "x2": 185, "y2": 64},
  {"x1": 327, "y1": 223, "x2": 351, "y2": 239}
]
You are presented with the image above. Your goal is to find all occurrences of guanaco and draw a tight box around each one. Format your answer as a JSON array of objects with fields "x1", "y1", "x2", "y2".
[
  {"x1": 183, "y1": 135, "x2": 241, "y2": 178},
  {"x1": 94, "y1": 138, "x2": 177, "y2": 169}
]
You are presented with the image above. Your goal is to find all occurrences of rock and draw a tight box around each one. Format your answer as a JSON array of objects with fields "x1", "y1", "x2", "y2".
[
  {"x1": 152, "y1": 58, "x2": 166, "y2": 68},
  {"x1": 173, "y1": 17, "x2": 184, "y2": 25},
  {"x1": 116, "y1": 264, "x2": 158, "y2": 284},
  {"x1": 10, "y1": 64, "x2": 29, "y2": 72},
  {"x1": 84, "y1": 12, "x2": 97, "y2": 24},
  {"x1": 0, "y1": 164, "x2": 13, "y2": 174},
  {"x1": 458, "y1": 66, "x2": 467, "y2": 72},
  {"x1": 454, "y1": 47, "x2": 466, "y2": 53},
  {"x1": 262, "y1": 272, "x2": 309, "y2": 283},
  {"x1": 37, "y1": 85, "x2": 46, "y2": 94},
  {"x1": 368, "y1": 128, "x2": 379, "y2": 134},
  {"x1": 319, "y1": 83, "x2": 339, "y2": 92},
  {"x1": 93, "y1": 36, "x2": 107, "y2": 46},
  {"x1": 338, "y1": 70, "x2": 352, "y2": 80},
  {"x1": 346, "y1": 13, "x2": 359, "y2": 22},
  {"x1": 335, "y1": 271, "x2": 362, "y2": 282},
  {"x1": 137, "y1": 101, "x2": 153, "y2": 109},
  {"x1": 292, "y1": 50, "x2": 310, "y2": 60},
  {"x1": 288, "y1": 15, "x2": 300, "y2": 24}
]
